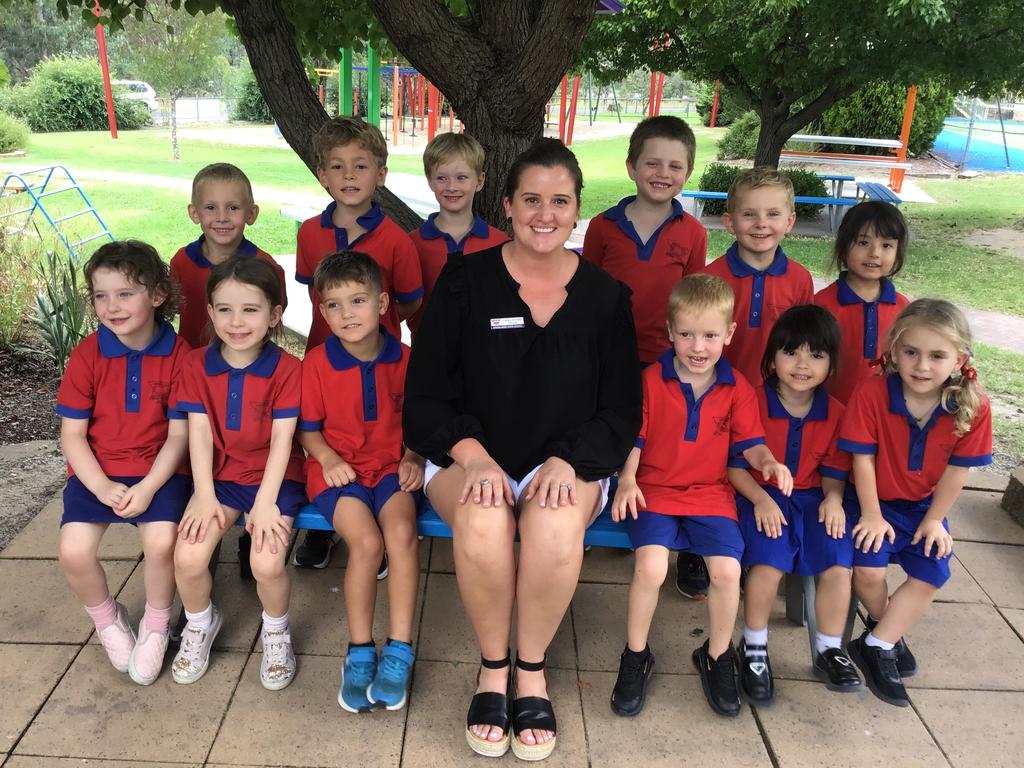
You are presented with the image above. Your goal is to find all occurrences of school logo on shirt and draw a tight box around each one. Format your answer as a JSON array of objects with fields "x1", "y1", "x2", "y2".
[
  {"x1": 149, "y1": 381, "x2": 171, "y2": 405},
  {"x1": 250, "y1": 401, "x2": 273, "y2": 422},
  {"x1": 390, "y1": 392, "x2": 404, "y2": 413},
  {"x1": 713, "y1": 415, "x2": 731, "y2": 436},
  {"x1": 667, "y1": 241, "x2": 688, "y2": 264}
]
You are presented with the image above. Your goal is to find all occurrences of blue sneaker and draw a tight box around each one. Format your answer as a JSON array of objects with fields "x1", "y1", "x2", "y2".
[
  {"x1": 367, "y1": 640, "x2": 415, "y2": 710},
  {"x1": 338, "y1": 645, "x2": 377, "y2": 713}
]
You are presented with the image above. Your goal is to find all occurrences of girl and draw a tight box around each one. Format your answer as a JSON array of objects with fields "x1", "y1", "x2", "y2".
[
  {"x1": 729, "y1": 305, "x2": 862, "y2": 705},
  {"x1": 171, "y1": 256, "x2": 307, "y2": 690},
  {"x1": 840, "y1": 299, "x2": 992, "y2": 707},
  {"x1": 814, "y1": 201, "x2": 910, "y2": 404},
  {"x1": 56, "y1": 240, "x2": 191, "y2": 686}
]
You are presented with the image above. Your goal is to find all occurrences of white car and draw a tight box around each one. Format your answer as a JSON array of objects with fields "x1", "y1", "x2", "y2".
[{"x1": 111, "y1": 80, "x2": 159, "y2": 114}]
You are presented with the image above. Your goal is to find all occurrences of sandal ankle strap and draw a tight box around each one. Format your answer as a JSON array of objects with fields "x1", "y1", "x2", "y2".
[
  {"x1": 481, "y1": 650, "x2": 512, "y2": 669},
  {"x1": 515, "y1": 655, "x2": 546, "y2": 672}
]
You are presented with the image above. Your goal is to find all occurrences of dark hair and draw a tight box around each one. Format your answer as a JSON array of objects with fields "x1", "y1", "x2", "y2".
[
  {"x1": 313, "y1": 250, "x2": 383, "y2": 295},
  {"x1": 503, "y1": 137, "x2": 583, "y2": 204},
  {"x1": 627, "y1": 115, "x2": 697, "y2": 171},
  {"x1": 760, "y1": 304, "x2": 841, "y2": 381},
  {"x1": 84, "y1": 240, "x2": 178, "y2": 322},
  {"x1": 832, "y1": 201, "x2": 908, "y2": 277},
  {"x1": 205, "y1": 256, "x2": 284, "y2": 343}
]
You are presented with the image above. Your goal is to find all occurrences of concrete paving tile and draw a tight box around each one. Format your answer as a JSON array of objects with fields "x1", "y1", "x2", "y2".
[
  {"x1": 428, "y1": 536, "x2": 454, "y2": 573},
  {"x1": 0, "y1": 645, "x2": 78, "y2": 752},
  {"x1": 0, "y1": 559, "x2": 136, "y2": 644},
  {"x1": 402, "y1": 660, "x2": 588, "y2": 767},
  {"x1": 417, "y1": 573, "x2": 576, "y2": 669},
  {"x1": 902, "y1": 603, "x2": 1024, "y2": 690},
  {"x1": 963, "y1": 470, "x2": 1009, "y2": 492},
  {"x1": 4, "y1": 759, "x2": 199, "y2": 767},
  {"x1": 579, "y1": 670, "x2": 770, "y2": 767},
  {"x1": 952, "y1": 490, "x2": 1024, "y2": 545},
  {"x1": 913, "y1": 689, "x2": 1024, "y2": 768},
  {"x1": 16, "y1": 645, "x2": 246, "y2": 762},
  {"x1": 208, "y1": 654, "x2": 403, "y2": 766},
  {"x1": 0, "y1": 498, "x2": 142, "y2": 561},
  {"x1": 757, "y1": 679, "x2": 944, "y2": 768},
  {"x1": 1000, "y1": 607, "x2": 1024, "y2": 640},
  {"x1": 285, "y1": 527, "x2": 430, "y2": 570},
  {"x1": 954, "y1": 541, "x2": 1024, "y2": 608},
  {"x1": 580, "y1": 546, "x2": 633, "y2": 584},
  {"x1": 884, "y1": 558, "x2": 991, "y2": 605}
]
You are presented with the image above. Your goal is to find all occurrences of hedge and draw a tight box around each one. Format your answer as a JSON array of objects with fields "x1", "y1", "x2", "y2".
[{"x1": 697, "y1": 163, "x2": 827, "y2": 219}]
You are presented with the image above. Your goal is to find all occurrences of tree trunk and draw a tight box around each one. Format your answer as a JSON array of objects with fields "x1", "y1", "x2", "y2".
[
  {"x1": 752, "y1": 82, "x2": 861, "y2": 168},
  {"x1": 170, "y1": 95, "x2": 180, "y2": 161}
]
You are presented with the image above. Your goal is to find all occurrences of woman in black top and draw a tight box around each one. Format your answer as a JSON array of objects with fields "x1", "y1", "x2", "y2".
[{"x1": 404, "y1": 139, "x2": 641, "y2": 761}]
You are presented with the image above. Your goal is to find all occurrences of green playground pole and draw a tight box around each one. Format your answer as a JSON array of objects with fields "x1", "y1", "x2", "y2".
[
  {"x1": 367, "y1": 42, "x2": 381, "y2": 127},
  {"x1": 340, "y1": 48, "x2": 353, "y2": 116}
]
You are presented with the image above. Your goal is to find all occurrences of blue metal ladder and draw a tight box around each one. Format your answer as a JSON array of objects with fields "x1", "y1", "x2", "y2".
[{"x1": 0, "y1": 165, "x2": 114, "y2": 260}]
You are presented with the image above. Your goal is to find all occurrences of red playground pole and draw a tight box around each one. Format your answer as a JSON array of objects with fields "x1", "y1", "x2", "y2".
[
  {"x1": 654, "y1": 72, "x2": 666, "y2": 116},
  {"x1": 709, "y1": 80, "x2": 721, "y2": 128},
  {"x1": 449, "y1": 103, "x2": 455, "y2": 133},
  {"x1": 647, "y1": 71, "x2": 657, "y2": 116},
  {"x1": 93, "y1": 1, "x2": 117, "y2": 139},
  {"x1": 427, "y1": 83, "x2": 439, "y2": 140},
  {"x1": 890, "y1": 84, "x2": 918, "y2": 192},
  {"x1": 566, "y1": 74, "x2": 581, "y2": 146},
  {"x1": 418, "y1": 75, "x2": 427, "y2": 130},
  {"x1": 558, "y1": 76, "x2": 568, "y2": 141}
]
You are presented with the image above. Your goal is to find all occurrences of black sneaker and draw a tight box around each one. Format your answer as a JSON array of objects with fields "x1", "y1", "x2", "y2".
[
  {"x1": 610, "y1": 645, "x2": 654, "y2": 717},
  {"x1": 847, "y1": 633, "x2": 909, "y2": 707},
  {"x1": 238, "y1": 532, "x2": 254, "y2": 582},
  {"x1": 377, "y1": 551, "x2": 389, "y2": 581},
  {"x1": 737, "y1": 639, "x2": 774, "y2": 705},
  {"x1": 292, "y1": 530, "x2": 339, "y2": 569},
  {"x1": 865, "y1": 617, "x2": 917, "y2": 677},
  {"x1": 675, "y1": 552, "x2": 709, "y2": 600},
  {"x1": 692, "y1": 640, "x2": 740, "y2": 716},
  {"x1": 813, "y1": 647, "x2": 863, "y2": 692}
]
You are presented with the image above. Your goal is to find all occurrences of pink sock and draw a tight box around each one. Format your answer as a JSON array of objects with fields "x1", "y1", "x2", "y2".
[
  {"x1": 84, "y1": 595, "x2": 118, "y2": 630},
  {"x1": 143, "y1": 602, "x2": 172, "y2": 634}
]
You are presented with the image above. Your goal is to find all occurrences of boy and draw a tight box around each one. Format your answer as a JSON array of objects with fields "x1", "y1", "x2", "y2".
[
  {"x1": 407, "y1": 133, "x2": 507, "y2": 338},
  {"x1": 583, "y1": 115, "x2": 707, "y2": 366},
  {"x1": 298, "y1": 251, "x2": 424, "y2": 713},
  {"x1": 609, "y1": 274, "x2": 792, "y2": 718},
  {"x1": 171, "y1": 163, "x2": 288, "y2": 349}
]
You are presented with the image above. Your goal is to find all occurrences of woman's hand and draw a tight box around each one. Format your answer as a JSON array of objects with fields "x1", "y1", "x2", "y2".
[
  {"x1": 246, "y1": 500, "x2": 292, "y2": 555},
  {"x1": 524, "y1": 456, "x2": 577, "y2": 510},
  {"x1": 912, "y1": 519, "x2": 953, "y2": 559},
  {"x1": 459, "y1": 455, "x2": 514, "y2": 508},
  {"x1": 178, "y1": 492, "x2": 227, "y2": 544},
  {"x1": 611, "y1": 476, "x2": 645, "y2": 522}
]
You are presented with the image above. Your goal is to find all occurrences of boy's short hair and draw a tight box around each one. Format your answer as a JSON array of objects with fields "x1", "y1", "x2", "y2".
[
  {"x1": 627, "y1": 115, "x2": 697, "y2": 172},
  {"x1": 314, "y1": 250, "x2": 383, "y2": 296},
  {"x1": 314, "y1": 117, "x2": 388, "y2": 168},
  {"x1": 760, "y1": 304, "x2": 841, "y2": 381},
  {"x1": 191, "y1": 163, "x2": 254, "y2": 207},
  {"x1": 422, "y1": 132, "x2": 486, "y2": 177},
  {"x1": 726, "y1": 167, "x2": 794, "y2": 214},
  {"x1": 84, "y1": 240, "x2": 179, "y2": 322},
  {"x1": 668, "y1": 273, "x2": 734, "y2": 327}
]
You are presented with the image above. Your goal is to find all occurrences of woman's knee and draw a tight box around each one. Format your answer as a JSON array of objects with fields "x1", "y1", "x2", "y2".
[{"x1": 454, "y1": 504, "x2": 515, "y2": 553}]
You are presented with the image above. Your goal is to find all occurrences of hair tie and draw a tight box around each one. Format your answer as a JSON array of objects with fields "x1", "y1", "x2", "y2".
[
  {"x1": 870, "y1": 352, "x2": 889, "y2": 370},
  {"x1": 961, "y1": 364, "x2": 977, "y2": 381}
]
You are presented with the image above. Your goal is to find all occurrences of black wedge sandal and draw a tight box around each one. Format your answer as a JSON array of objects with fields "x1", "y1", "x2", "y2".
[
  {"x1": 511, "y1": 656, "x2": 557, "y2": 761},
  {"x1": 466, "y1": 653, "x2": 512, "y2": 758}
]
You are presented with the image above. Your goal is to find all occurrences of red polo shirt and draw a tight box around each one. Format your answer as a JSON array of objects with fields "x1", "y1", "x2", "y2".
[
  {"x1": 584, "y1": 197, "x2": 707, "y2": 364},
  {"x1": 295, "y1": 202, "x2": 423, "y2": 350}
]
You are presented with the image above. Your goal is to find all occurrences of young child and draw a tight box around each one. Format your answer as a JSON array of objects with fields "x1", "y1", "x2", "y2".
[
  {"x1": 407, "y1": 132, "x2": 507, "y2": 339},
  {"x1": 583, "y1": 115, "x2": 707, "y2": 366},
  {"x1": 729, "y1": 305, "x2": 861, "y2": 705},
  {"x1": 170, "y1": 163, "x2": 288, "y2": 349},
  {"x1": 610, "y1": 274, "x2": 792, "y2": 718},
  {"x1": 299, "y1": 251, "x2": 424, "y2": 713},
  {"x1": 56, "y1": 240, "x2": 191, "y2": 686},
  {"x1": 171, "y1": 256, "x2": 307, "y2": 690},
  {"x1": 840, "y1": 299, "x2": 992, "y2": 707},
  {"x1": 814, "y1": 201, "x2": 911, "y2": 404},
  {"x1": 295, "y1": 117, "x2": 424, "y2": 352}
]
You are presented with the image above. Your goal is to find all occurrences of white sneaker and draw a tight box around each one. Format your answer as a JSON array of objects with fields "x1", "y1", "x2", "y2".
[
  {"x1": 96, "y1": 601, "x2": 136, "y2": 673},
  {"x1": 128, "y1": 620, "x2": 170, "y2": 686},
  {"x1": 260, "y1": 628, "x2": 296, "y2": 691},
  {"x1": 171, "y1": 605, "x2": 223, "y2": 685}
]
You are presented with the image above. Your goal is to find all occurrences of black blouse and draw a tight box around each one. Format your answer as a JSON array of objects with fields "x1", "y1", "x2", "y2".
[{"x1": 403, "y1": 245, "x2": 642, "y2": 481}]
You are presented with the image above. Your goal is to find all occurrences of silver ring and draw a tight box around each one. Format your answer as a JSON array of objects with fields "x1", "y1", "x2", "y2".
[
  {"x1": 479, "y1": 479, "x2": 492, "y2": 486},
  {"x1": 559, "y1": 483, "x2": 571, "y2": 488}
]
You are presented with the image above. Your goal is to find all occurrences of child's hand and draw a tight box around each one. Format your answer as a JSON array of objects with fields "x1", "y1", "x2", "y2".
[
  {"x1": 851, "y1": 515, "x2": 896, "y2": 553},
  {"x1": 321, "y1": 455, "x2": 357, "y2": 488},
  {"x1": 178, "y1": 493, "x2": 227, "y2": 544},
  {"x1": 912, "y1": 519, "x2": 953, "y2": 559},
  {"x1": 398, "y1": 450, "x2": 425, "y2": 492},
  {"x1": 754, "y1": 496, "x2": 787, "y2": 538},
  {"x1": 113, "y1": 481, "x2": 155, "y2": 520},
  {"x1": 98, "y1": 480, "x2": 130, "y2": 510},
  {"x1": 245, "y1": 500, "x2": 292, "y2": 556},
  {"x1": 818, "y1": 496, "x2": 846, "y2": 539},
  {"x1": 611, "y1": 477, "x2": 645, "y2": 522},
  {"x1": 760, "y1": 461, "x2": 793, "y2": 497}
]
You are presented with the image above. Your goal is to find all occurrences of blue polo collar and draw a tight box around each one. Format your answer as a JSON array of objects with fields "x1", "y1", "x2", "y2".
[
  {"x1": 604, "y1": 195, "x2": 684, "y2": 225},
  {"x1": 98, "y1": 320, "x2": 176, "y2": 358},
  {"x1": 419, "y1": 212, "x2": 490, "y2": 249},
  {"x1": 184, "y1": 235, "x2": 258, "y2": 268},
  {"x1": 204, "y1": 341, "x2": 281, "y2": 378},
  {"x1": 603, "y1": 196, "x2": 685, "y2": 262},
  {"x1": 765, "y1": 377, "x2": 830, "y2": 421},
  {"x1": 886, "y1": 372, "x2": 953, "y2": 422},
  {"x1": 319, "y1": 202, "x2": 384, "y2": 250},
  {"x1": 724, "y1": 242, "x2": 788, "y2": 277},
  {"x1": 325, "y1": 330, "x2": 402, "y2": 371},
  {"x1": 658, "y1": 348, "x2": 736, "y2": 386},
  {"x1": 836, "y1": 272, "x2": 897, "y2": 305}
]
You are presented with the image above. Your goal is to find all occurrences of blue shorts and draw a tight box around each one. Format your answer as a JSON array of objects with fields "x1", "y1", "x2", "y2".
[
  {"x1": 61, "y1": 474, "x2": 191, "y2": 526},
  {"x1": 214, "y1": 479, "x2": 307, "y2": 518},
  {"x1": 738, "y1": 486, "x2": 854, "y2": 576},
  {"x1": 626, "y1": 509, "x2": 744, "y2": 561},
  {"x1": 314, "y1": 473, "x2": 405, "y2": 524},
  {"x1": 849, "y1": 496, "x2": 951, "y2": 588}
]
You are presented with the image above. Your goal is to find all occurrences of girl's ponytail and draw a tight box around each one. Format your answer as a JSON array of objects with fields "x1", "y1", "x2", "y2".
[{"x1": 942, "y1": 362, "x2": 981, "y2": 437}]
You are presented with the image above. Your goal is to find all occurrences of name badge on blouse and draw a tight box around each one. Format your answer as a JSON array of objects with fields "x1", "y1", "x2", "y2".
[{"x1": 490, "y1": 316, "x2": 525, "y2": 330}]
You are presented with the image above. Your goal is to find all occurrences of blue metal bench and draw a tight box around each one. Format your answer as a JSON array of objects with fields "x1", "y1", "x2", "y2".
[
  {"x1": 681, "y1": 190, "x2": 858, "y2": 233},
  {"x1": 856, "y1": 181, "x2": 903, "y2": 205}
]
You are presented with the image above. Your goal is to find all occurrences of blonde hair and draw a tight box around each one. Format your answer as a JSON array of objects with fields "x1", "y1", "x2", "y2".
[
  {"x1": 314, "y1": 117, "x2": 388, "y2": 168},
  {"x1": 422, "y1": 132, "x2": 485, "y2": 177},
  {"x1": 668, "y1": 273, "x2": 735, "y2": 327},
  {"x1": 191, "y1": 163, "x2": 254, "y2": 207},
  {"x1": 726, "y1": 167, "x2": 794, "y2": 214},
  {"x1": 883, "y1": 298, "x2": 981, "y2": 436}
]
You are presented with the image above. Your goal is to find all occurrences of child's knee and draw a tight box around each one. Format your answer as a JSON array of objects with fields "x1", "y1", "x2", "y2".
[
  {"x1": 853, "y1": 566, "x2": 886, "y2": 588},
  {"x1": 58, "y1": 536, "x2": 98, "y2": 572},
  {"x1": 174, "y1": 541, "x2": 212, "y2": 576},
  {"x1": 707, "y1": 557, "x2": 741, "y2": 588},
  {"x1": 249, "y1": 549, "x2": 287, "y2": 583},
  {"x1": 346, "y1": 530, "x2": 384, "y2": 564},
  {"x1": 819, "y1": 565, "x2": 852, "y2": 586},
  {"x1": 633, "y1": 550, "x2": 669, "y2": 589}
]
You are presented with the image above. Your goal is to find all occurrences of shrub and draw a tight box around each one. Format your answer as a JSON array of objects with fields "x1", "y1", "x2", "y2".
[
  {"x1": 0, "y1": 58, "x2": 9, "y2": 89},
  {"x1": 0, "y1": 111, "x2": 30, "y2": 153},
  {"x1": 0, "y1": 229, "x2": 39, "y2": 347},
  {"x1": 697, "y1": 163, "x2": 827, "y2": 219},
  {"x1": 231, "y1": 73, "x2": 273, "y2": 123},
  {"x1": 716, "y1": 110, "x2": 759, "y2": 161},
  {"x1": 823, "y1": 79, "x2": 954, "y2": 156},
  {"x1": 694, "y1": 81, "x2": 749, "y2": 127},
  {"x1": 31, "y1": 246, "x2": 91, "y2": 373}
]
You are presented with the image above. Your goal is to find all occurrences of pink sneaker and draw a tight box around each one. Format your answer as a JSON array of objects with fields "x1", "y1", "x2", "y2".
[
  {"x1": 96, "y1": 602, "x2": 136, "y2": 673},
  {"x1": 128, "y1": 620, "x2": 170, "y2": 686}
]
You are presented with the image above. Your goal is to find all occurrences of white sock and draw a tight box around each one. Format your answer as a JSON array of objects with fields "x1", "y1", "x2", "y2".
[
  {"x1": 185, "y1": 603, "x2": 213, "y2": 631},
  {"x1": 262, "y1": 610, "x2": 289, "y2": 633},
  {"x1": 864, "y1": 632, "x2": 895, "y2": 650},
  {"x1": 815, "y1": 632, "x2": 842, "y2": 655},
  {"x1": 743, "y1": 625, "x2": 768, "y2": 652}
]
